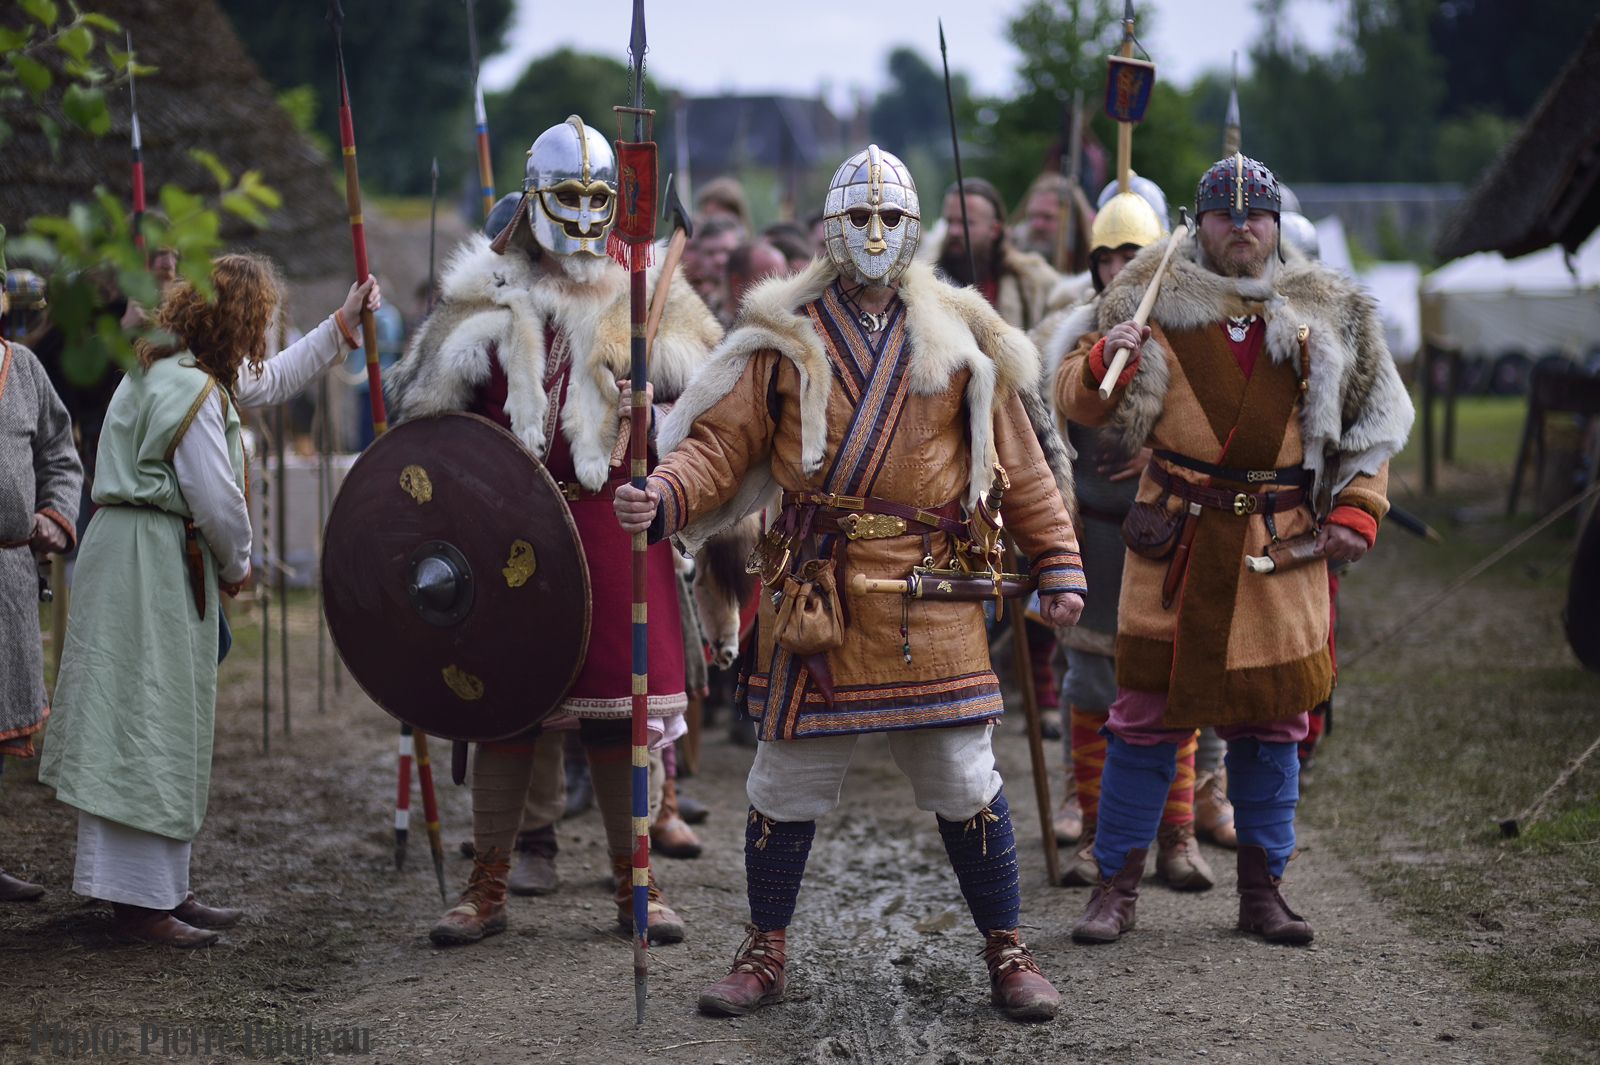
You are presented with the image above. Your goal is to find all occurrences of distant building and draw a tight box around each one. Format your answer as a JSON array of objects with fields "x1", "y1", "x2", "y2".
[{"x1": 675, "y1": 94, "x2": 856, "y2": 223}]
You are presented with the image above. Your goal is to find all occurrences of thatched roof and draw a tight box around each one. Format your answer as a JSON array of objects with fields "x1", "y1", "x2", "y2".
[
  {"x1": 1435, "y1": 19, "x2": 1600, "y2": 262},
  {"x1": 0, "y1": 0, "x2": 346, "y2": 279}
]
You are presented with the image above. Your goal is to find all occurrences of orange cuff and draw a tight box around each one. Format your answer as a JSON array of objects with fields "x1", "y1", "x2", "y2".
[
  {"x1": 1325, "y1": 505, "x2": 1378, "y2": 548},
  {"x1": 333, "y1": 310, "x2": 360, "y2": 350},
  {"x1": 1085, "y1": 336, "x2": 1140, "y2": 390}
]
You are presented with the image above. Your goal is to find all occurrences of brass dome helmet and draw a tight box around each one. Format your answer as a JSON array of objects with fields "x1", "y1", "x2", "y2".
[{"x1": 1088, "y1": 190, "x2": 1165, "y2": 291}]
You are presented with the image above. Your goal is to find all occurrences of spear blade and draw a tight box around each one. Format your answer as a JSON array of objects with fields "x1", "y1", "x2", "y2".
[
  {"x1": 126, "y1": 30, "x2": 145, "y2": 252},
  {"x1": 938, "y1": 19, "x2": 977, "y2": 287}
]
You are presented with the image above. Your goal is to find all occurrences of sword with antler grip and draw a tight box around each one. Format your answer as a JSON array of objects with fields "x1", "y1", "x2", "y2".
[{"x1": 1098, "y1": 208, "x2": 1193, "y2": 400}]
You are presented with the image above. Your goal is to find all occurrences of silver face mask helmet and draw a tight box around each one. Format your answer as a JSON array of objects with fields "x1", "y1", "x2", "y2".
[
  {"x1": 822, "y1": 144, "x2": 921, "y2": 286},
  {"x1": 523, "y1": 115, "x2": 617, "y2": 258}
]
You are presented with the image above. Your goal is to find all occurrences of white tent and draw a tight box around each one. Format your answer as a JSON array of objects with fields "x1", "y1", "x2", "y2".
[
  {"x1": 1311, "y1": 216, "x2": 1422, "y2": 362},
  {"x1": 1420, "y1": 231, "x2": 1600, "y2": 358}
]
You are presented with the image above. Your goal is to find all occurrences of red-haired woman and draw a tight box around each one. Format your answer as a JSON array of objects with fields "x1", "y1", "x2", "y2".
[{"x1": 40, "y1": 254, "x2": 378, "y2": 947}]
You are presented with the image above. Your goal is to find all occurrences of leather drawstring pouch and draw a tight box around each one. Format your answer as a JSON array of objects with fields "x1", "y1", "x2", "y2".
[
  {"x1": 1121, "y1": 491, "x2": 1184, "y2": 560},
  {"x1": 772, "y1": 557, "x2": 845, "y2": 656}
]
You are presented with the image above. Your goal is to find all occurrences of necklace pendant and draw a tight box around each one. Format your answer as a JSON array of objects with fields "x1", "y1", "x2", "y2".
[
  {"x1": 859, "y1": 310, "x2": 886, "y2": 333},
  {"x1": 1226, "y1": 315, "x2": 1255, "y2": 343}
]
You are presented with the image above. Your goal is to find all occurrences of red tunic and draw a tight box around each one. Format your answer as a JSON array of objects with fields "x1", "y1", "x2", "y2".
[{"x1": 473, "y1": 334, "x2": 686, "y2": 719}]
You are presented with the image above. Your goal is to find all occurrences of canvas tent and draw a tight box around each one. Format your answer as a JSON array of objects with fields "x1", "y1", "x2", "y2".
[{"x1": 1420, "y1": 231, "x2": 1600, "y2": 359}]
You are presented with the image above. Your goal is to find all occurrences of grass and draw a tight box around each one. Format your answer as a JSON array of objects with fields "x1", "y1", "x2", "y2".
[{"x1": 1306, "y1": 390, "x2": 1600, "y2": 1062}]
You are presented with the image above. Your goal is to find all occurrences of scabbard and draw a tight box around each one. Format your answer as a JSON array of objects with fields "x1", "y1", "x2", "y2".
[
  {"x1": 1160, "y1": 503, "x2": 1202, "y2": 610},
  {"x1": 183, "y1": 519, "x2": 207, "y2": 621},
  {"x1": 1246, "y1": 532, "x2": 1325, "y2": 575},
  {"x1": 910, "y1": 571, "x2": 1035, "y2": 601}
]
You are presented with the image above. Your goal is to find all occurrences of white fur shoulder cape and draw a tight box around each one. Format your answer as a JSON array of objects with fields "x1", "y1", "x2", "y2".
[
  {"x1": 384, "y1": 234, "x2": 722, "y2": 491},
  {"x1": 657, "y1": 256, "x2": 1075, "y2": 553}
]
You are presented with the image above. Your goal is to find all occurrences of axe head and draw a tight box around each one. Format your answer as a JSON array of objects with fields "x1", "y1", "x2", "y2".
[{"x1": 662, "y1": 173, "x2": 693, "y2": 241}]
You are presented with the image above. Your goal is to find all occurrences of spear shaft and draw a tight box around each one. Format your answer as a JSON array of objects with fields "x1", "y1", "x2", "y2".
[
  {"x1": 428, "y1": 157, "x2": 440, "y2": 314},
  {"x1": 466, "y1": 0, "x2": 495, "y2": 220},
  {"x1": 329, "y1": 0, "x2": 448, "y2": 904},
  {"x1": 938, "y1": 20, "x2": 977, "y2": 286},
  {"x1": 624, "y1": 0, "x2": 652, "y2": 1026},
  {"x1": 126, "y1": 32, "x2": 145, "y2": 253}
]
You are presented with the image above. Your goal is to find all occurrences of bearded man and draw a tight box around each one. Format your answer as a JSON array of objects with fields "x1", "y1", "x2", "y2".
[
  {"x1": 384, "y1": 116, "x2": 722, "y2": 948},
  {"x1": 935, "y1": 178, "x2": 1060, "y2": 333},
  {"x1": 617, "y1": 145, "x2": 1085, "y2": 1023},
  {"x1": 1055, "y1": 155, "x2": 1412, "y2": 946}
]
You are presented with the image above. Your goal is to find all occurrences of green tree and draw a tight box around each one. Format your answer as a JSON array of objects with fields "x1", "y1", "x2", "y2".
[
  {"x1": 1, "y1": 3, "x2": 277, "y2": 385},
  {"x1": 485, "y1": 48, "x2": 673, "y2": 195},
  {"x1": 214, "y1": 0, "x2": 512, "y2": 197},
  {"x1": 869, "y1": 47, "x2": 966, "y2": 158}
]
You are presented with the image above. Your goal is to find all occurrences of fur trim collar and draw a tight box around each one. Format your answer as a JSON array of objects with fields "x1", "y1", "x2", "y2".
[
  {"x1": 1096, "y1": 238, "x2": 1413, "y2": 497},
  {"x1": 385, "y1": 235, "x2": 721, "y2": 490},
  {"x1": 659, "y1": 257, "x2": 1075, "y2": 551}
]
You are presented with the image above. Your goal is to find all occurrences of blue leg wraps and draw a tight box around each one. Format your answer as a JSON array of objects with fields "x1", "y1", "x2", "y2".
[
  {"x1": 1093, "y1": 736, "x2": 1178, "y2": 877},
  {"x1": 937, "y1": 790, "x2": 1021, "y2": 933},
  {"x1": 745, "y1": 808, "x2": 816, "y2": 932},
  {"x1": 1226, "y1": 739, "x2": 1300, "y2": 877}
]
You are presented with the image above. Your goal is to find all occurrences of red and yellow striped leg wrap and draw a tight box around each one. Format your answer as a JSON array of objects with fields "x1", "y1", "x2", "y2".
[
  {"x1": 1163, "y1": 730, "x2": 1199, "y2": 826},
  {"x1": 1069, "y1": 706, "x2": 1108, "y2": 820}
]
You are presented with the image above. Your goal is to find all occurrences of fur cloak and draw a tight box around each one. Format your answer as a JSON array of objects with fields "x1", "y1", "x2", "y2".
[
  {"x1": 385, "y1": 234, "x2": 723, "y2": 492},
  {"x1": 658, "y1": 256, "x2": 1076, "y2": 553},
  {"x1": 1094, "y1": 238, "x2": 1413, "y2": 502}
]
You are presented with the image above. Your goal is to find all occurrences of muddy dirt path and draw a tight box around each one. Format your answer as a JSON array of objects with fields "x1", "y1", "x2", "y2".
[{"x1": 0, "y1": 608, "x2": 1548, "y2": 1064}]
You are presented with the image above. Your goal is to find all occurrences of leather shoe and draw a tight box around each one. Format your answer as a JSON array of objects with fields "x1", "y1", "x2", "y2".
[
  {"x1": 1237, "y1": 845, "x2": 1313, "y2": 945},
  {"x1": 0, "y1": 869, "x2": 45, "y2": 902},
  {"x1": 1155, "y1": 822, "x2": 1215, "y2": 891},
  {"x1": 612, "y1": 856, "x2": 686, "y2": 944},
  {"x1": 1052, "y1": 794, "x2": 1083, "y2": 846},
  {"x1": 1194, "y1": 769, "x2": 1238, "y2": 848},
  {"x1": 984, "y1": 928, "x2": 1059, "y2": 1022},
  {"x1": 111, "y1": 903, "x2": 218, "y2": 948},
  {"x1": 698, "y1": 926, "x2": 786, "y2": 1016},
  {"x1": 651, "y1": 777, "x2": 703, "y2": 859},
  {"x1": 1058, "y1": 822, "x2": 1099, "y2": 887},
  {"x1": 430, "y1": 848, "x2": 511, "y2": 946},
  {"x1": 509, "y1": 826, "x2": 560, "y2": 896},
  {"x1": 1070, "y1": 847, "x2": 1145, "y2": 944},
  {"x1": 171, "y1": 892, "x2": 243, "y2": 929},
  {"x1": 677, "y1": 794, "x2": 710, "y2": 825}
]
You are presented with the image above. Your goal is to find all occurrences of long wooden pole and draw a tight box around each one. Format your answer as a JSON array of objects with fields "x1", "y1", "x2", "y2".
[
  {"x1": 465, "y1": 0, "x2": 495, "y2": 220},
  {"x1": 1097, "y1": 215, "x2": 1190, "y2": 398},
  {"x1": 330, "y1": 0, "x2": 447, "y2": 904}
]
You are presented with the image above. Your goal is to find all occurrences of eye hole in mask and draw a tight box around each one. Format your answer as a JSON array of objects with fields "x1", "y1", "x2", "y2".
[{"x1": 847, "y1": 208, "x2": 872, "y2": 229}]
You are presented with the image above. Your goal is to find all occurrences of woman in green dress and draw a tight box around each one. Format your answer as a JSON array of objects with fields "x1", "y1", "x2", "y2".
[{"x1": 41, "y1": 254, "x2": 376, "y2": 947}]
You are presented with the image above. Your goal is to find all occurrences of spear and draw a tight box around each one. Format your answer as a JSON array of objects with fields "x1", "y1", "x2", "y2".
[
  {"x1": 609, "y1": 0, "x2": 657, "y2": 1024},
  {"x1": 1054, "y1": 88, "x2": 1084, "y2": 273},
  {"x1": 465, "y1": 0, "x2": 495, "y2": 220},
  {"x1": 938, "y1": 20, "x2": 977, "y2": 287},
  {"x1": 126, "y1": 31, "x2": 145, "y2": 254},
  {"x1": 328, "y1": 0, "x2": 449, "y2": 905},
  {"x1": 1223, "y1": 51, "x2": 1241, "y2": 155},
  {"x1": 428, "y1": 156, "x2": 440, "y2": 314}
]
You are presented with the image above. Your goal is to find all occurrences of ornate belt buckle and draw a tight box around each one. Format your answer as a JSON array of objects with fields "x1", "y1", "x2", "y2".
[
  {"x1": 839, "y1": 513, "x2": 907, "y2": 540},
  {"x1": 746, "y1": 527, "x2": 794, "y2": 588},
  {"x1": 1233, "y1": 493, "x2": 1258, "y2": 516},
  {"x1": 1247, "y1": 469, "x2": 1273, "y2": 484}
]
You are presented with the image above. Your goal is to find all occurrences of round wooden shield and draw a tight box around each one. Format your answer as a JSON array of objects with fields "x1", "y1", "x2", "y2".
[{"x1": 322, "y1": 412, "x2": 591, "y2": 740}]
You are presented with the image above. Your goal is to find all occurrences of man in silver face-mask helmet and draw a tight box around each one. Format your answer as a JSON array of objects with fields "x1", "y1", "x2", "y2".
[
  {"x1": 616, "y1": 144, "x2": 1087, "y2": 1023},
  {"x1": 385, "y1": 115, "x2": 723, "y2": 951}
]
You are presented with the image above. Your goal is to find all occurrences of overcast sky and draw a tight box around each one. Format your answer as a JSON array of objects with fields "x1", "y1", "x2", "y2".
[{"x1": 481, "y1": 0, "x2": 1347, "y2": 109}]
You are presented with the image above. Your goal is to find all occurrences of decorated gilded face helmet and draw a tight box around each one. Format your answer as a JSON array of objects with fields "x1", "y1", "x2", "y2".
[
  {"x1": 523, "y1": 115, "x2": 617, "y2": 258},
  {"x1": 1195, "y1": 153, "x2": 1281, "y2": 227},
  {"x1": 822, "y1": 144, "x2": 921, "y2": 286}
]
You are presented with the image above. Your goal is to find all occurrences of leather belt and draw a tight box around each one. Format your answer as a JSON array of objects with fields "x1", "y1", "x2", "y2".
[
  {"x1": 0, "y1": 539, "x2": 31, "y2": 550},
  {"x1": 1150, "y1": 462, "x2": 1307, "y2": 516},
  {"x1": 1153, "y1": 449, "x2": 1310, "y2": 488},
  {"x1": 783, "y1": 491, "x2": 966, "y2": 542}
]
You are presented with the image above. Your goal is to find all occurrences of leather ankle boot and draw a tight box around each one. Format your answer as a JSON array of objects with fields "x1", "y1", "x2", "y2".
[
  {"x1": 612, "y1": 855, "x2": 686, "y2": 944},
  {"x1": 697, "y1": 925, "x2": 787, "y2": 1016},
  {"x1": 650, "y1": 776, "x2": 704, "y2": 859},
  {"x1": 429, "y1": 847, "x2": 511, "y2": 946},
  {"x1": 0, "y1": 869, "x2": 45, "y2": 902},
  {"x1": 1070, "y1": 847, "x2": 1146, "y2": 943},
  {"x1": 1236, "y1": 845, "x2": 1313, "y2": 945},
  {"x1": 1058, "y1": 821, "x2": 1099, "y2": 887},
  {"x1": 111, "y1": 903, "x2": 219, "y2": 948},
  {"x1": 509, "y1": 825, "x2": 560, "y2": 896},
  {"x1": 1194, "y1": 769, "x2": 1238, "y2": 848},
  {"x1": 1052, "y1": 793, "x2": 1084, "y2": 846},
  {"x1": 1155, "y1": 822, "x2": 1216, "y2": 891},
  {"x1": 983, "y1": 928, "x2": 1059, "y2": 1022},
  {"x1": 171, "y1": 892, "x2": 243, "y2": 929}
]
